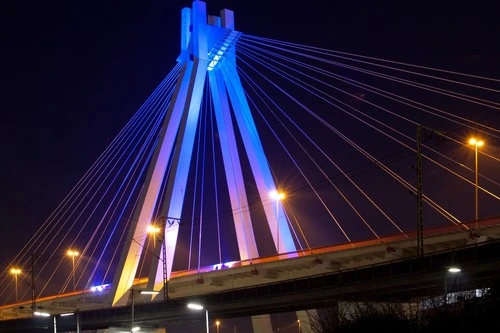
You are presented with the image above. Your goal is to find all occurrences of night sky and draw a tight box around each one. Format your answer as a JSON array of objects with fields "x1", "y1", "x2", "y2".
[
  {"x1": 1, "y1": 1, "x2": 500, "y2": 332},
  {"x1": 1, "y1": 0, "x2": 500, "y2": 276}
]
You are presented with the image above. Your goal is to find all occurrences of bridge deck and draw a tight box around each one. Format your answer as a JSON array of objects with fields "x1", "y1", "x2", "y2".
[{"x1": 1, "y1": 216, "x2": 499, "y2": 322}]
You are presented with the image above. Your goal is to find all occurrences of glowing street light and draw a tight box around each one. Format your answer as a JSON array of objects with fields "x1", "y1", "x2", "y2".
[
  {"x1": 444, "y1": 266, "x2": 461, "y2": 304},
  {"x1": 34, "y1": 311, "x2": 50, "y2": 317},
  {"x1": 130, "y1": 288, "x2": 158, "y2": 333},
  {"x1": 66, "y1": 249, "x2": 79, "y2": 290},
  {"x1": 10, "y1": 268, "x2": 21, "y2": 302},
  {"x1": 147, "y1": 224, "x2": 161, "y2": 248},
  {"x1": 269, "y1": 190, "x2": 285, "y2": 254},
  {"x1": 468, "y1": 138, "x2": 484, "y2": 222},
  {"x1": 297, "y1": 319, "x2": 301, "y2": 333},
  {"x1": 187, "y1": 303, "x2": 209, "y2": 333},
  {"x1": 216, "y1": 319, "x2": 220, "y2": 333},
  {"x1": 269, "y1": 190, "x2": 285, "y2": 202}
]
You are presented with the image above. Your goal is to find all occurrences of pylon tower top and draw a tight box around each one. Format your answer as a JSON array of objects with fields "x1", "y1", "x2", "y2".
[{"x1": 178, "y1": 0, "x2": 241, "y2": 69}]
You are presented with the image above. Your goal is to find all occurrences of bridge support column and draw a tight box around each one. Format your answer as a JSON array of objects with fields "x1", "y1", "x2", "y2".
[{"x1": 251, "y1": 314, "x2": 274, "y2": 333}]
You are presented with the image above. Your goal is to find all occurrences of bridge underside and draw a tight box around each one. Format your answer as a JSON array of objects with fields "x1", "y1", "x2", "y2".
[
  {"x1": 1, "y1": 217, "x2": 499, "y2": 329},
  {"x1": 2, "y1": 231, "x2": 500, "y2": 332}
]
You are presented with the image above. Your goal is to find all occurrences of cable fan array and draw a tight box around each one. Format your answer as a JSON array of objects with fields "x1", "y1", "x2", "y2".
[{"x1": 2, "y1": 34, "x2": 499, "y2": 305}]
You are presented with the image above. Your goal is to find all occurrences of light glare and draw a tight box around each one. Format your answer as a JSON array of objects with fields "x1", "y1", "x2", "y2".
[
  {"x1": 90, "y1": 283, "x2": 110, "y2": 292},
  {"x1": 67, "y1": 250, "x2": 79, "y2": 257},
  {"x1": 187, "y1": 303, "x2": 204, "y2": 310},
  {"x1": 147, "y1": 225, "x2": 160, "y2": 234},
  {"x1": 468, "y1": 138, "x2": 484, "y2": 147},
  {"x1": 269, "y1": 190, "x2": 285, "y2": 201},
  {"x1": 34, "y1": 311, "x2": 51, "y2": 317}
]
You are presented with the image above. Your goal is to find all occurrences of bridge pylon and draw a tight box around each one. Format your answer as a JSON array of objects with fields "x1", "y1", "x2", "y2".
[{"x1": 110, "y1": 1, "x2": 299, "y2": 331}]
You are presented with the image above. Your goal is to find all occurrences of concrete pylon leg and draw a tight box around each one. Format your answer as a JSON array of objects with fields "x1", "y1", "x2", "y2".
[{"x1": 251, "y1": 314, "x2": 274, "y2": 333}]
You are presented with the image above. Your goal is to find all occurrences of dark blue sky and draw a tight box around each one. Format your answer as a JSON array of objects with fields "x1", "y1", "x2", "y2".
[
  {"x1": 1, "y1": 2, "x2": 499, "y2": 331},
  {"x1": 1, "y1": 0, "x2": 499, "y2": 263}
]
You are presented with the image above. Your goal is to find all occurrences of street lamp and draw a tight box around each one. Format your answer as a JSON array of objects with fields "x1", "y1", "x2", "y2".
[
  {"x1": 10, "y1": 268, "x2": 21, "y2": 302},
  {"x1": 33, "y1": 311, "x2": 56, "y2": 333},
  {"x1": 66, "y1": 249, "x2": 79, "y2": 290},
  {"x1": 468, "y1": 138, "x2": 484, "y2": 222},
  {"x1": 269, "y1": 190, "x2": 285, "y2": 254},
  {"x1": 147, "y1": 224, "x2": 161, "y2": 248},
  {"x1": 444, "y1": 266, "x2": 461, "y2": 304},
  {"x1": 131, "y1": 288, "x2": 158, "y2": 332},
  {"x1": 187, "y1": 303, "x2": 209, "y2": 333},
  {"x1": 216, "y1": 319, "x2": 220, "y2": 333},
  {"x1": 297, "y1": 319, "x2": 301, "y2": 333}
]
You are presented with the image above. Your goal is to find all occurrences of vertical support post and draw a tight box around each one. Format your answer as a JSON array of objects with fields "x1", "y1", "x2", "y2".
[
  {"x1": 277, "y1": 199, "x2": 280, "y2": 254},
  {"x1": 468, "y1": 137, "x2": 483, "y2": 227},
  {"x1": 474, "y1": 143, "x2": 479, "y2": 223},
  {"x1": 161, "y1": 217, "x2": 168, "y2": 301},
  {"x1": 71, "y1": 254, "x2": 76, "y2": 290},
  {"x1": 131, "y1": 288, "x2": 135, "y2": 333},
  {"x1": 444, "y1": 272, "x2": 448, "y2": 305},
  {"x1": 416, "y1": 126, "x2": 424, "y2": 257},
  {"x1": 14, "y1": 273, "x2": 18, "y2": 303},
  {"x1": 76, "y1": 310, "x2": 81, "y2": 333},
  {"x1": 31, "y1": 254, "x2": 36, "y2": 316}
]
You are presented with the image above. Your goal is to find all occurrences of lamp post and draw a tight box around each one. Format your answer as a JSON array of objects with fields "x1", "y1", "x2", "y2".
[
  {"x1": 444, "y1": 266, "x2": 461, "y2": 304},
  {"x1": 66, "y1": 250, "x2": 79, "y2": 290},
  {"x1": 216, "y1": 319, "x2": 220, "y2": 333},
  {"x1": 131, "y1": 288, "x2": 158, "y2": 332},
  {"x1": 34, "y1": 311, "x2": 55, "y2": 332},
  {"x1": 187, "y1": 303, "x2": 209, "y2": 333},
  {"x1": 10, "y1": 268, "x2": 21, "y2": 302},
  {"x1": 297, "y1": 319, "x2": 301, "y2": 333},
  {"x1": 131, "y1": 288, "x2": 135, "y2": 333},
  {"x1": 468, "y1": 138, "x2": 484, "y2": 222},
  {"x1": 269, "y1": 190, "x2": 285, "y2": 254}
]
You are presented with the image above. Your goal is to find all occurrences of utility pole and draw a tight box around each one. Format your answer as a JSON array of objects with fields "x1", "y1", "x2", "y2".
[
  {"x1": 416, "y1": 126, "x2": 424, "y2": 257},
  {"x1": 160, "y1": 216, "x2": 168, "y2": 302},
  {"x1": 415, "y1": 125, "x2": 446, "y2": 257}
]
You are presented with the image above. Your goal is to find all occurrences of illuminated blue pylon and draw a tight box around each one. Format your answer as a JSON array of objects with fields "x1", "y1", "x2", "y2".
[{"x1": 111, "y1": 1, "x2": 296, "y2": 325}]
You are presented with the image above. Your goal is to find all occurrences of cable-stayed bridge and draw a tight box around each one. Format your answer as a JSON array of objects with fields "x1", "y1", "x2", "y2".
[{"x1": 1, "y1": 1, "x2": 499, "y2": 332}]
